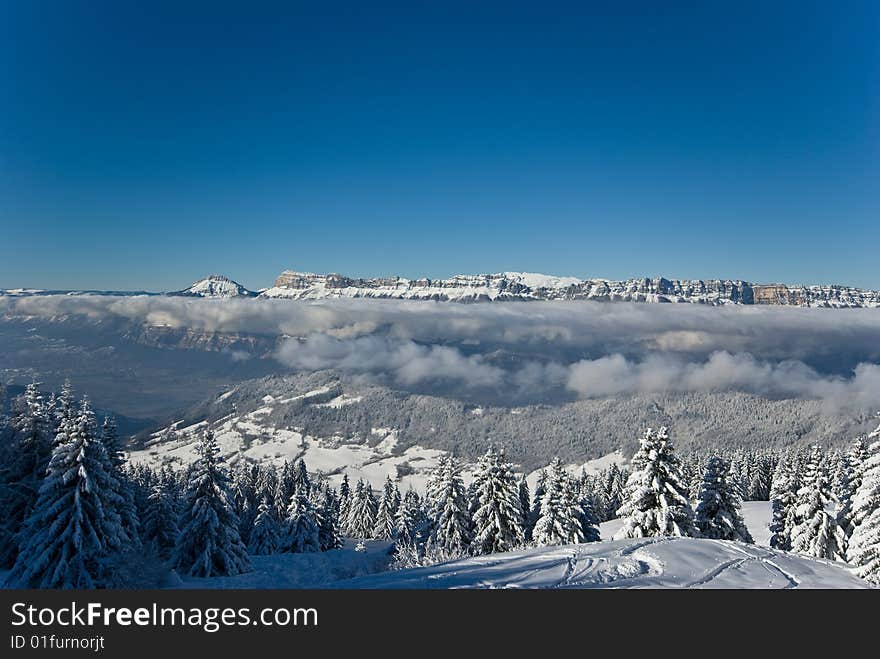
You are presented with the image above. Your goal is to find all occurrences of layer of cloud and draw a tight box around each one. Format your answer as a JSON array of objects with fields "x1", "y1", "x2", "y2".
[{"x1": 3, "y1": 295, "x2": 880, "y2": 409}]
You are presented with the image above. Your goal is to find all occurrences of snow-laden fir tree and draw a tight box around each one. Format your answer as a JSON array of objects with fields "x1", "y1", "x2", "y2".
[
  {"x1": 836, "y1": 437, "x2": 867, "y2": 539},
  {"x1": 533, "y1": 458, "x2": 584, "y2": 546},
  {"x1": 373, "y1": 476, "x2": 400, "y2": 540},
  {"x1": 426, "y1": 455, "x2": 472, "y2": 557},
  {"x1": 471, "y1": 448, "x2": 524, "y2": 555},
  {"x1": 396, "y1": 488, "x2": 427, "y2": 549},
  {"x1": 142, "y1": 471, "x2": 180, "y2": 560},
  {"x1": 282, "y1": 488, "x2": 321, "y2": 553},
  {"x1": 0, "y1": 381, "x2": 53, "y2": 568},
  {"x1": 694, "y1": 457, "x2": 753, "y2": 543},
  {"x1": 517, "y1": 475, "x2": 531, "y2": 534},
  {"x1": 172, "y1": 429, "x2": 250, "y2": 577},
  {"x1": 575, "y1": 479, "x2": 601, "y2": 543},
  {"x1": 100, "y1": 415, "x2": 141, "y2": 547},
  {"x1": 230, "y1": 465, "x2": 258, "y2": 546},
  {"x1": 313, "y1": 484, "x2": 343, "y2": 551},
  {"x1": 768, "y1": 457, "x2": 799, "y2": 550},
  {"x1": 248, "y1": 495, "x2": 281, "y2": 555},
  {"x1": 525, "y1": 468, "x2": 546, "y2": 538},
  {"x1": 614, "y1": 427, "x2": 696, "y2": 539},
  {"x1": 338, "y1": 474, "x2": 352, "y2": 533},
  {"x1": 847, "y1": 423, "x2": 880, "y2": 583},
  {"x1": 7, "y1": 399, "x2": 132, "y2": 588},
  {"x1": 346, "y1": 479, "x2": 378, "y2": 539},
  {"x1": 292, "y1": 459, "x2": 311, "y2": 497},
  {"x1": 789, "y1": 446, "x2": 846, "y2": 561}
]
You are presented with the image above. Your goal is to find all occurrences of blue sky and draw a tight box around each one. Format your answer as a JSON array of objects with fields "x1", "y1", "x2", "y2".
[{"x1": 1, "y1": 1, "x2": 878, "y2": 290}]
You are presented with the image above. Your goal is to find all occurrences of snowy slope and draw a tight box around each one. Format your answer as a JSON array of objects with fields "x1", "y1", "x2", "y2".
[
  {"x1": 174, "y1": 274, "x2": 255, "y2": 298},
  {"x1": 331, "y1": 538, "x2": 866, "y2": 589}
]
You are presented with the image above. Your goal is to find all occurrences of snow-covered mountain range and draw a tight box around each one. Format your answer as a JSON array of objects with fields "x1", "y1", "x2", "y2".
[{"x1": 4, "y1": 270, "x2": 879, "y2": 307}]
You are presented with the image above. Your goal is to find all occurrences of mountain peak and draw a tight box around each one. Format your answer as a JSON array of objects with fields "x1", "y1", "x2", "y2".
[{"x1": 177, "y1": 274, "x2": 254, "y2": 298}]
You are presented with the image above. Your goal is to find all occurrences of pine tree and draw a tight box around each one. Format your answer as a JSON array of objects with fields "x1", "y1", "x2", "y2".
[
  {"x1": 533, "y1": 458, "x2": 583, "y2": 546},
  {"x1": 282, "y1": 489, "x2": 320, "y2": 553},
  {"x1": 0, "y1": 381, "x2": 53, "y2": 567},
  {"x1": 7, "y1": 399, "x2": 131, "y2": 588},
  {"x1": 346, "y1": 479, "x2": 378, "y2": 539},
  {"x1": 426, "y1": 455, "x2": 471, "y2": 556},
  {"x1": 768, "y1": 457, "x2": 798, "y2": 550},
  {"x1": 396, "y1": 489, "x2": 426, "y2": 549},
  {"x1": 837, "y1": 437, "x2": 867, "y2": 539},
  {"x1": 373, "y1": 477, "x2": 399, "y2": 540},
  {"x1": 517, "y1": 475, "x2": 531, "y2": 534},
  {"x1": 100, "y1": 415, "x2": 140, "y2": 547},
  {"x1": 848, "y1": 423, "x2": 880, "y2": 582},
  {"x1": 789, "y1": 446, "x2": 846, "y2": 561},
  {"x1": 338, "y1": 474, "x2": 352, "y2": 533},
  {"x1": 471, "y1": 448, "x2": 524, "y2": 555},
  {"x1": 248, "y1": 495, "x2": 281, "y2": 555},
  {"x1": 313, "y1": 484, "x2": 343, "y2": 551},
  {"x1": 614, "y1": 427, "x2": 696, "y2": 539},
  {"x1": 172, "y1": 430, "x2": 250, "y2": 578},
  {"x1": 292, "y1": 459, "x2": 311, "y2": 497},
  {"x1": 142, "y1": 473, "x2": 179, "y2": 560},
  {"x1": 694, "y1": 457, "x2": 753, "y2": 542}
]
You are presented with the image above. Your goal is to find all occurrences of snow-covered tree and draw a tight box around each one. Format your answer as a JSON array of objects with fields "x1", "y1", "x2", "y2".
[
  {"x1": 292, "y1": 459, "x2": 311, "y2": 497},
  {"x1": 848, "y1": 423, "x2": 880, "y2": 583},
  {"x1": 396, "y1": 488, "x2": 427, "y2": 549},
  {"x1": 614, "y1": 427, "x2": 696, "y2": 539},
  {"x1": 248, "y1": 495, "x2": 281, "y2": 555},
  {"x1": 0, "y1": 381, "x2": 53, "y2": 567},
  {"x1": 837, "y1": 437, "x2": 867, "y2": 539},
  {"x1": 313, "y1": 484, "x2": 343, "y2": 551},
  {"x1": 373, "y1": 476, "x2": 400, "y2": 540},
  {"x1": 471, "y1": 448, "x2": 524, "y2": 555},
  {"x1": 694, "y1": 457, "x2": 753, "y2": 543},
  {"x1": 172, "y1": 430, "x2": 250, "y2": 577},
  {"x1": 142, "y1": 472, "x2": 179, "y2": 560},
  {"x1": 282, "y1": 488, "x2": 320, "y2": 553},
  {"x1": 7, "y1": 399, "x2": 132, "y2": 588},
  {"x1": 338, "y1": 474, "x2": 352, "y2": 533},
  {"x1": 533, "y1": 458, "x2": 583, "y2": 546},
  {"x1": 346, "y1": 479, "x2": 378, "y2": 539},
  {"x1": 426, "y1": 455, "x2": 471, "y2": 556},
  {"x1": 789, "y1": 446, "x2": 846, "y2": 561},
  {"x1": 517, "y1": 475, "x2": 531, "y2": 533},
  {"x1": 768, "y1": 457, "x2": 798, "y2": 550}
]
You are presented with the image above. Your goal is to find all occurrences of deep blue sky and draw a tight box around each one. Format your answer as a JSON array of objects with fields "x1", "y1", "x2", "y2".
[{"x1": 1, "y1": 1, "x2": 878, "y2": 291}]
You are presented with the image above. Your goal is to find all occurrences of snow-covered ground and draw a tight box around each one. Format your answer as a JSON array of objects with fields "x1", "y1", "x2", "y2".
[
  {"x1": 174, "y1": 540, "x2": 394, "y2": 589},
  {"x1": 331, "y1": 537, "x2": 865, "y2": 589}
]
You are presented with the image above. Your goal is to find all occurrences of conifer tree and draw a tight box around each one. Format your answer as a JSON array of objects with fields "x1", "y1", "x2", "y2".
[
  {"x1": 426, "y1": 455, "x2": 472, "y2": 556},
  {"x1": 848, "y1": 423, "x2": 880, "y2": 583},
  {"x1": 694, "y1": 457, "x2": 753, "y2": 542},
  {"x1": 396, "y1": 488, "x2": 426, "y2": 549},
  {"x1": 142, "y1": 473, "x2": 180, "y2": 560},
  {"x1": 0, "y1": 381, "x2": 53, "y2": 567},
  {"x1": 373, "y1": 476, "x2": 400, "y2": 540},
  {"x1": 614, "y1": 427, "x2": 696, "y2": 539},
  {"x1": 172, "y1": 430, "x2": 250, "y2": 578},
  {"x1": 313, "y1": 484, "x2": 343, "y2": 551},
  {"x1": 790, "y1": 446, "x2": 846, "y2": 561},
  {"x1": 533, "y1": 458, "x2": 583, "y2": 546},
  {"x1": 283, "y1": 489, "x2": 320, "y2": 553},
  {"x1": 471, "y1": 448, "x2": 524, "y2": 555},
  {"x1": 7, "y1": 400, "x2": 131, "y2": 588},
  {"x1": 837, "y1": 437, "x2": 867, "y2": 539},
  {"x1": 768, "y1": 457, "x2": 798, "y2": 550},
  {"x1": 517, "y1": 475, "x2": 532, "y2": 535},
  {"x1": 346, "y1": 479, "x2": 378, "y2": 539},
  {"x1": 248, "y1": 495, "x2": 281, "y2": 555}
]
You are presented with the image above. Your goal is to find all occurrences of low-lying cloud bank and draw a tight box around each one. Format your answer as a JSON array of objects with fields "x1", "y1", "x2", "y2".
[{"x1": 3, "y1": 295, "x2": 879, "y2": 409}]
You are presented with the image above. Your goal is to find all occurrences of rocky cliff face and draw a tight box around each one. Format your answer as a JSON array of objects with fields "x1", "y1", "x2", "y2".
[{"x1": 261, "y1": 270, "x2": 880, "y2": 307}]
